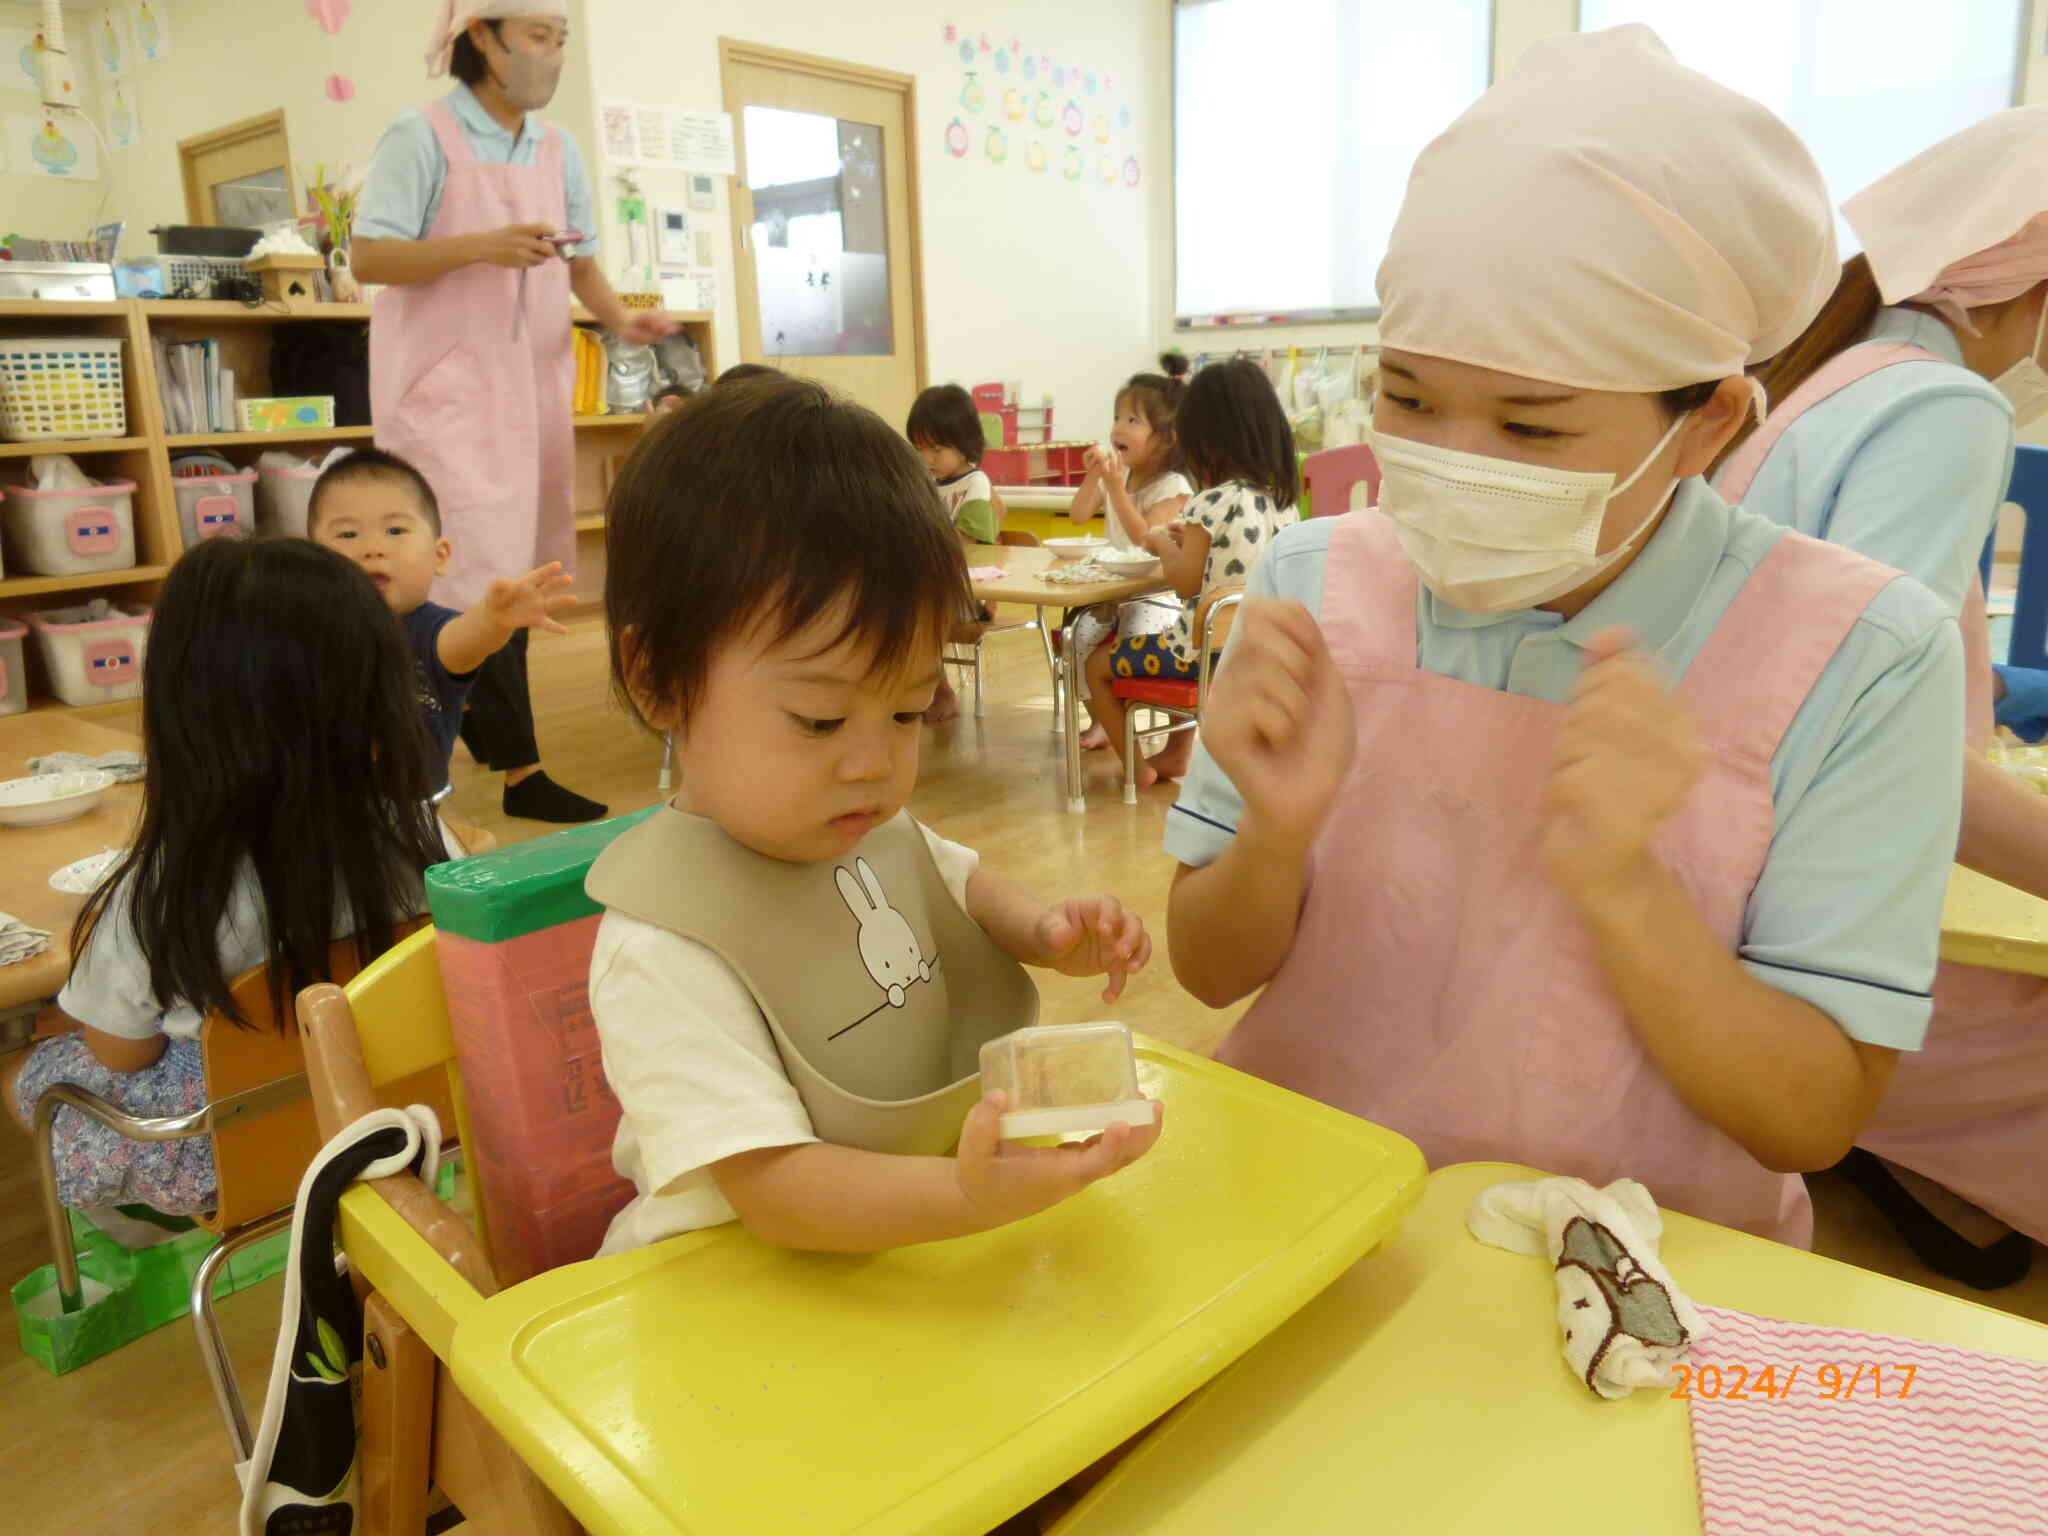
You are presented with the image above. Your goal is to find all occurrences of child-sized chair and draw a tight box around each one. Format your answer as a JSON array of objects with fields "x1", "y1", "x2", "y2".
[
  {"x1": 1300, "y1": 442, "x2": 1381, "y2": 519},
  {"x1": 27, "y1": 924, "x2": 452, "y2": 1459},
  {"x1": 298, "y1": 877, "x2": 1427, "y2": 1534},
  {"x1": 1983, "y1": 442, "x2": 2048, "y2": 670},
  {"x1": 1114, "y1": 585, "x2": 1245, "y2": 803},
  {"x1": 944, "y1": 529, "x2": 1065, "y2": 718}
]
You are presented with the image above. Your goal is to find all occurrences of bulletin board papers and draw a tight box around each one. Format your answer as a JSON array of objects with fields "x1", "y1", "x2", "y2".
[
  {"x1": 660, "y1": 267, "x2": 718, "y2": 314},
  {"x1": 600, "y1": 100, "x2": 735, "y2": 176}
]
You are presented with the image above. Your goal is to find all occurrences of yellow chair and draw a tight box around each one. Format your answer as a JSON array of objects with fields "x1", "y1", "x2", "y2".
[{"x1": 299, "y1": 926, "x2": 1427, "y2": 1536}]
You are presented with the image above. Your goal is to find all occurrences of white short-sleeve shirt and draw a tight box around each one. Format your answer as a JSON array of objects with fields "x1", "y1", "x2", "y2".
[{"x1": 593, "y1": 824, "x2": 981, "y2": 1255}]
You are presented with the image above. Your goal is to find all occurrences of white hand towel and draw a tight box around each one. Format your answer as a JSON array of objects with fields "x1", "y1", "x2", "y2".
[
  {"x1": 29, "y1": 750, "x2": 144, "y2": 784},
  {"x1": 1468, "y1": 1175, "x2": 1705, "y2": 1399},
  {"x1": 0, "y1": 910, "x2": 52, "y2": 967}
]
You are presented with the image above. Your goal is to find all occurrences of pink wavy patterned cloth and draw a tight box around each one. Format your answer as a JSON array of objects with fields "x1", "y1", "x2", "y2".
[{"x1": 1688, "y1": 1305, "x2": 2048, "y2": 1536}]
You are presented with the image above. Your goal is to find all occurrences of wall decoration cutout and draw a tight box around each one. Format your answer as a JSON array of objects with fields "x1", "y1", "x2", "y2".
[
  {"x1": 131, "y1": 0, "x2": 169, "y2": 63},
  {"x1": 940, "y1": 25, "x2": 1141, "y2": 193},
  {"x1": 106, "y1": 78, "x2": 137, "y2": 149},
  {"x1": 326, "y1": 74, "x2": 354, "y2": 102},
  {"x1": 9, "y1": 111, "x2": 99, "y2": 179},
  {"x1": 98, "y1": 11, "x2": 126, "y2": 78},
  {"x1": 306, "y1": 0, "x2": 351, "y2": 35},
  {"x1": 3, "y1": 27, "x2": 45, "y2": 91}
]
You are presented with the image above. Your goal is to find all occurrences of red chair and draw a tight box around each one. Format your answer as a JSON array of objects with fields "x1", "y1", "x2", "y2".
[
  {"x1": 1112, "y1": 584, "x2": 1245, "y2": 803},
  {"x1": 1302, "y1": 443, "x2": 1381, "y2": 518}
]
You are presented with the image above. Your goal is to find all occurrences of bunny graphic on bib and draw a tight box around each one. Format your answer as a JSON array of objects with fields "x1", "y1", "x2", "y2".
[{"x1": 836, "y1": 857, "x2": 933, "y2": 1008}]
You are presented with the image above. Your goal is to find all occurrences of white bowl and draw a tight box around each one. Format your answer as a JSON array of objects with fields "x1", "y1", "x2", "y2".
[
  {"x1": 1044, "y1": 535, "x2": 1109, "y2": 562},
  {"x1": 1097, "y1": 548, "x2": 1161, "y2": 575},
  {"x1": 0, "y1": 770, "x2": 116, "y2": 829}
]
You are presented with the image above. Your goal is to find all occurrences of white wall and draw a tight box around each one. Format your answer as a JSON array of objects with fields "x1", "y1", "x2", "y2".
[{"x1": 578, "y1": 0, "x2": 1170, "y2": 432}]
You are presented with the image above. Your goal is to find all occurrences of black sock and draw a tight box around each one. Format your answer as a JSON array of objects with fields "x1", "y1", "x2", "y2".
[
  {"x1": 502, "y1": 771, "x2": 607, "y2": 824},
  {"x1": 1832, "y1": 1149, "x2": 2034, "y2": 1291}
]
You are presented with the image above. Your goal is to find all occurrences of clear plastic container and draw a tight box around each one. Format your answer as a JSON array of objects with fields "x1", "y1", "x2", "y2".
[
  {"x1": 255, "y1": 462, "x2": 321, "y2": 538},
  {"x1": 0, "y1": 618, "x2": 26, "y2": 718},
  {"x1": 1, "y1": 481, "x2": 137, "y2": 575},
  {"x1": 28, "y1": 602, "x2": 149, "y2": 706},
  {"x1": 171, "y1": 467, "x2": 255, "y2": 547},
  {"x1": 979, "y1": 1022, "x2": 1153, "y2": 1139}
]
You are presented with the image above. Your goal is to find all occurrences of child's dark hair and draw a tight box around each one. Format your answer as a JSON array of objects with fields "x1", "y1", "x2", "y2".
[
  {"x1": 308, "y1": 446, "x2": 442, "y2": 536},
  {"x1": 716, "y1": 362, "x2": 783, "y2": 388},
  {"x1": 607, "y1": 376, "x2": 973, "y2": 726},
  {"x1": 905, "y1": 383, "x2": 986, "y2": 467},
  {"x1": 1115, "y1": 352, "x2": 1191, "y2": 471},
  {"x1": 450, "y1": 22, "x2": 497, "y2": 86},
  {"x1": 73, "y1": 539, "x2": 447, "y2": 1030},
  {"x1": 1175, "y1": 358, "x2": 1299, "y2": 509}
]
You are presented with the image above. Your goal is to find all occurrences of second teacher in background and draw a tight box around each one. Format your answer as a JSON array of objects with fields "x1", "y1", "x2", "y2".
[{"x1": 354, "y1": 2, "x2": 675, "y2": 824}]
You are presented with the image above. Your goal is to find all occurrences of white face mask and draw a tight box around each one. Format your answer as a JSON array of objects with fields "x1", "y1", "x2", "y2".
[
  {"x1": 1374, "y1": 410, "x2": 1692, "y2": 614},
  {"x1": 1992, "y1": 300, "x2": 2048, "y2": 427}
]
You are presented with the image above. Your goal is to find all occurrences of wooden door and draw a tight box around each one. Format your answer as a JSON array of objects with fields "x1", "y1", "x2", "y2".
[
  {"x1": 722, "y1": 40, "x2": 927, "y2": 425},
  {"x1": 180, "y1": 110, "x2": 295, "y2": 228}
]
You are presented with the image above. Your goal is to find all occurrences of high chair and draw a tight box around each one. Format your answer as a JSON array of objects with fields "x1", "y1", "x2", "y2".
[
  {"x1": 298, "y1": 917, "x2": 1427, "y2": 1536},
  {"x1": 1114, "y1": 585, "x2": 1245, "y2": 803},
  {"x1": 1300, "y1": 442, "x2": 1381, "y2": 518},
  {"x1": 27, "y1": 923, "x2": 455, "y2": 1460}
]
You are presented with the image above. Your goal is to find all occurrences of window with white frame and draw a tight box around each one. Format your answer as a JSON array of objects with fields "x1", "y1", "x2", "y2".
[
  {"x1": 1172, "y1": 0, "x2": 1493, "y2": 324},
  {"x1": 1578, "y1": 1, "x2": 2025, "y2": 253}
]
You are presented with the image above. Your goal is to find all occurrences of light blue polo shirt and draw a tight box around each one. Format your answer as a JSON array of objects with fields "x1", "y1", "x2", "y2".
[
  {"x1": 1718, "y1": 306, "x2": 2014, "y2": 615},
  {"x1": 1166, "y1": 480, "x2": 1964, "y2": 1051},
  {"x1": 356, "y1": 84, "x2": 599, "y2": 259}
]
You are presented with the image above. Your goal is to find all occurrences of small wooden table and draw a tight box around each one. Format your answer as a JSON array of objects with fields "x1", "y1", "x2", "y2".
[
  {"x1": 970, "y1": 545, "x2": 1173, "y2": 812},
  {"x1": 0, "y1": 716, "x2": 143, "y2": 1014},
  {"x1": 1940, "y1": 864, "x2": 2048, "y2": 978}
]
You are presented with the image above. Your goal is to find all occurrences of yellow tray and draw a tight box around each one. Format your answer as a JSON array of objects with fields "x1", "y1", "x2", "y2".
[
  {"x1": 1053, "y1": 1161, "x2": 2048, "y2": 1535},
  {"x1": 446, "y1": 1037, "x2": 1426, "y2": 1536}
]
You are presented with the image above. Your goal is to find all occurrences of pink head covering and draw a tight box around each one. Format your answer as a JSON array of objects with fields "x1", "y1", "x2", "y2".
[
  {"x1": 1376, "y1": 25, "x2": 1837, "y2": 393},
  {"x1": 425, "y1": 1, "x2": 567, "y2": 77},
  {"x1": 1844, "y1": 107, "x2": 2048, "y2": 335}
]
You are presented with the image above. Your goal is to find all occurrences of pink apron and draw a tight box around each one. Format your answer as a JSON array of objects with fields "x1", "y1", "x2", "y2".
[
  {"x1": 370, "y1": 102, "x2": 576, "y2": 610},
  {"x1": 1722, "y1": 342, "x2": 2048, "y2": 1245},
  {"x1": 1215, "y1": 512, "x2": 1899, "y2": 1246}
]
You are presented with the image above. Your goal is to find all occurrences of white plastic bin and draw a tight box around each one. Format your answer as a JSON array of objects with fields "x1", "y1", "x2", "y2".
[
  {"x1": 1, "y1": 481, "x2": 137, "y2": 576},
  {"x1": 255, "y1": 462, "x2": 321, "y2": 538},
  {"x1": 29, "y1": 603, "x2": 149, "y2": 706},
  {"x1": 0, "y1": 618, "x2": 27, "y2": 718},
  {"x1": 171, "y1": 467, "x2": 255, "y2": 547}
]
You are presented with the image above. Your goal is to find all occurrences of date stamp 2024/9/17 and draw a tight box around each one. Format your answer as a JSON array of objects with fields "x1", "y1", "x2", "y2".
[{"x1": 1670, "y1": 1362, "x2": 1918, "y2": 1402}]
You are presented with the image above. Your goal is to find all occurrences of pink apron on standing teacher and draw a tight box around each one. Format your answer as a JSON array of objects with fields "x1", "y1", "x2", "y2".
[
  {"x1": 1214, "y1": 511, "x2": 1900, "y2": 1247},
  {"x1": 370, "y1": 102, "x2": 575, "y2": 610},
  {"x1": 1721, "y1": 342, "x2": 2048, "y2": 1247}
]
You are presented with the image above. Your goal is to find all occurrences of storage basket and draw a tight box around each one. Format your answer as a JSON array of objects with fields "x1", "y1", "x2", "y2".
[
  {"x1": 0, "y1": 338, "x2": 127, "y2": 442},
  {"x1": 0, "y1": 619, "x2": 27, "y2": 718},
  {"x1": 28, "y1": 602, "x2": 150, "y2": 706},
  {"x1": 1, "y1": 481, "x2": 137, "y2": 575}
]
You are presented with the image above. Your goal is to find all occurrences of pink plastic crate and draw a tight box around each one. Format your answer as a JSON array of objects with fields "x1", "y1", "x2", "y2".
[{"x1": 435, "y1": 917, "x2": 631, "y2": 1281}]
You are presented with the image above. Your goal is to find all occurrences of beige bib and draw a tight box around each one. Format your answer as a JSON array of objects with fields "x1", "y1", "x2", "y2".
[{"x1": 586, "y1": 808, "x2": 1037, "y2": 1155}]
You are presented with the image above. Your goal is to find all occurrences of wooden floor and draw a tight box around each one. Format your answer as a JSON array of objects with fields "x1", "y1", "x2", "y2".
[{"x1": 1, "y1": 614, "x2": 2043, "y2": 1534}]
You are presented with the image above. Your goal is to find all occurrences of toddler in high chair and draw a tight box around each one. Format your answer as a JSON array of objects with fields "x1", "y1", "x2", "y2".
[
  {"x1": 587, "y1": 376, "x2": 1162, "y2": 1256},
  {"x1": 1069, "y1": 356, "x2": 1195, "y2": 750}
]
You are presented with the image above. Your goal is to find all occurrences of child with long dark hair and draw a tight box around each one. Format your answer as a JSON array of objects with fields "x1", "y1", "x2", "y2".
[
  {"x1": 2, "y1": 538, "x2": 450, "y2": 1213},
  {"x1": 1084, "y1": 358, "x2": 1298, "y2": 792}
]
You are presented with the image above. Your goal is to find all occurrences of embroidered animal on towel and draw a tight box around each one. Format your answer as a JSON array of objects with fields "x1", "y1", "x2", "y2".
[
  {"x1": 836, "y1": 857, "x2": 932, "y2": 1009},
  {"x1": 1555, "y1": 1215, "x2": 1690, "y2": 1394}
]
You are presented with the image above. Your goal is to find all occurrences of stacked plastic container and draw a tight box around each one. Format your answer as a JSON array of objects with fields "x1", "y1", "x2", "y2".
[
  {"x1": 426, "y1": 809, "x2": 657, "y2": 1283},
  {"x1": 28, "y1": 603, "x2": 149, "y2": 705},
  {"x1": 170, "y1": 454, "x2": 255, "y2": 547},
  {"x1": 255, "y1": 459, "x2": 322, "y2": 538},
  {"x1": 0, "y1": 617, "x2": 27, "y2": 718},
  {"x1": 0, "y1": 480, "x2": 137, "y2": 575}
]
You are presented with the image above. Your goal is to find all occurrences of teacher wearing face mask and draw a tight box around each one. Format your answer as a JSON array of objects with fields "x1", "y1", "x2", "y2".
[{"x1": 353, "y1": 2, "x2": 676, "y2": 824}]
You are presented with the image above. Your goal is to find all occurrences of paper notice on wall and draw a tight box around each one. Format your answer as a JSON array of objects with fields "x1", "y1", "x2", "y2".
[
  {"x1": 130, "y1": 0, "x2": 169, "y2": 63},
  {"x1": 635, "y1": 105, "x2": 667, "y2": 161},
  {"x1": 600, "y1": 100, "x2": 637, "y2": 163},
  {"x1": 660, "y1": 267, "x2": 718, "y2": 314},
  {"x1": 666, "y1": 110, "x2": 735, "y2": 175},
  {"x1": 7, "y1": 111, "x2": 101, "y2": 180}
]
